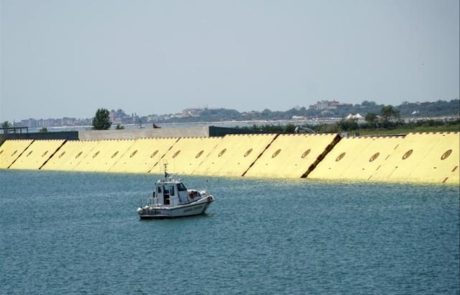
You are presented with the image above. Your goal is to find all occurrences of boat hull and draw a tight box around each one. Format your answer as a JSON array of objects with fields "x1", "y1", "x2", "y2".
[{"x1": 138, "y1": 197, "x2": 213, "y2": 219}]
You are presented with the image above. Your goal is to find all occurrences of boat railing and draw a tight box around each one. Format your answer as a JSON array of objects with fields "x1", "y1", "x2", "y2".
[{"x1": 139, "y1": 193, "x2": 157, "y2": 207}]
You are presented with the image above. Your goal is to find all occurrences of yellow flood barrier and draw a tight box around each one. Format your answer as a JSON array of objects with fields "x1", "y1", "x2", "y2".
[
  {"x1": 0, "y1": 140, "x2": 33, "y2": 169},
  {"x1": 42, "y1": 140, "x2": 96, "y2": 171},
  {"x1": 446, "y1": 161, "x2": 459, "y2": 185},
  {"x1": 308, "y1": 137, "x2": 374, "y2": 180},
  {"x1": 42, "y1": 140, "x2": 80, "y2": 171},
  {"x1": 244, "y1": 134, "x2": 339, "y2": 178},
  {"x1": 193, "y1": 134, "x2": 277, "y2": 177},
  {"x1": 9, "y1": 140, "x2": 65, "y2": 170},
  {"x1": 5, "y1": 132, "x2": 457, "y2": 186},
  {"x1": 154, "y1": 137, "x2": 222, "y2": 175},
  {"x1": 75, "y1": 140, "x2": 125, "y2": 172},
  {"x1": 109, "y1": 138, "x2": 178, "y2": 174},
  {"x1": 309, "y1": 132, "x2": 459, "y2": 185},
  {"x1": 72, "y1": 139, "x2": 135, "y2": 172},
  {"x1": 370, "y1": 132, "x2": 459, "y2": 184},
  {"x1": 408, "y1": 132, "x2": 459, "y2": 184},
  {"x1": 66, "y1": 141, "x2": 101, "y2": 171},
  {"x1": 336, "y1": 137, "x2": 403, "y2": 181}
]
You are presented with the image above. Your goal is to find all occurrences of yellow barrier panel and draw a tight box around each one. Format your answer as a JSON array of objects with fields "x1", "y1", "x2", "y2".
[
  {"x1": 378, "y1": 133, "x2": 437, "y2": 183},
  {"x1": 0, "y1": 140, "x2": 33, "y2": 169},
  {"x1": 308, "y1": 137, "x2": 374, "y2": 180},
  {"x1": 446, "y1": 159, "x2": 459, "y2": 185},
  {"x1": 42, "y1": 140, "x2": 80, "y2": 171},
  {"x1": 154, "y1": 137, "x2": 222, "y2": 175},
  {"x1": 338, "y1": 137, "x2": 403, "y2": 181},
  {"x1": 410, "y1": 132, "x2": 460, "y2": 184},
  {"x1": 308, "y1": 133, "x2": 460, "y2": 185},
  {"x1": 42, "y1": 141, "x2": 94, "y2": 171},
  {"x1": 73, "y1": 141, "x2": 109, "y2": 172},
  {"x1": 367, "y1": 132, "x2": 460, "y2": 185},
  {"x1": 110, "y1": 138, "x2": 179, "y2": 173},
  {"x1": 74, "y1": 139, "x2": 136, "y2": 172},
  {"x1": 193, "y1": 134, "x2": 276, "y2": 177},
  {"x1": 66, "y1": 141, "x2": 101, "y2": 171},
  {"x1": 9, "y1": 140, "x2": 65, "y2": 170},
  {"x1": 370, "y1": 133, "x2": 432, "y2": 183},
  {"x1": 5, "y1": 132, "x2": 457, "y2": 185},
  {"x1": 244, "y1": 134, "x2": 338, "y2": 178},
  {"x1": 443, "y1": 133, "x2": 459, "y2": 185}
]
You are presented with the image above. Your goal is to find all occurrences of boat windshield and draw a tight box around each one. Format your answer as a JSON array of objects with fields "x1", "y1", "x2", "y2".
[
  {"x1": 177, "y1": 183, "x2": 187, "y2": 191},
  {"x1": 163, "y1": 184, "x2": 175, "y2": 196}
]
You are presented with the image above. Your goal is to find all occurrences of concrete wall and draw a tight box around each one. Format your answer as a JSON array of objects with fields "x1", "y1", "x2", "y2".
[
  {"x1": 78, "y1": 127, "x2": 210, "y2": 140},
  {"x1": 0, "y1": 131, "x2": 78, "y2": 144},
  {"x1": 79, "y1": 125, "x2": 267, "y2": 140},
  {"x1": 1, "y1": 132, "x2": 459, "y2": 185},
  {"x1": 0, "y1": 126, "x2": 261, "y2": 145}
]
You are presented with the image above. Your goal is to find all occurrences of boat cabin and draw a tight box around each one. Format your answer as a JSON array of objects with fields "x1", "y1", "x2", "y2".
[{"x1": 153, "y1": 178, "x2": 198, "y2": 207}]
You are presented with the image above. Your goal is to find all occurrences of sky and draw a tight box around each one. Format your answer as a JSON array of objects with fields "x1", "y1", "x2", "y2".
[{"x1": 0, "y1": 0, "x2": 459, "y2": 122}]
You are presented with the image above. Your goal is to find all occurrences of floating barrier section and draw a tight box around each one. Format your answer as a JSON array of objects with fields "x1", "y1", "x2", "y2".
[
  {"x1": 0, "y1": 139, "x2": 33, "y2": 169},
  {"x1": 369, "y1": 132, "x2": 459, "y2": 184},
  {"x1": 406, "y1": 133, "x2": 459, "y2": 185},
  {"x1": 65, "y1": 141, "x2": 101, "y2": 171},
  {"x1": 244, "y1": 134, "x2": 338, "y2": 178},
  {"x1": 308, "y1": 137, "x2": 403, "y2": 181},
  {"x1": 155, "y1": 137, "x2": 222, "y2": 175},
  {"x1": 193, "y1": 134, "x2": 277, "y2": 177},
  {"x1": 42, "y1": 140, "x2": 86, "y2": 171},
  {"x1": 339, "y1": 137, "x2": 403, "y2": 181},
  {"x1": 1, "y1": 132, "x2": 458, "y2": 185},
  {"x1": 309, "y1": 132, "x2": 459, "y2": 185},
  {"x1": 109, "y1": 138, "x2": 179, "y2": 174},
  {"x1": 77, "y1": 140, "x2": 136, "y2": 172},
  {"x1": 9, "y1": 140, "x2": 65, "y2": 170}
]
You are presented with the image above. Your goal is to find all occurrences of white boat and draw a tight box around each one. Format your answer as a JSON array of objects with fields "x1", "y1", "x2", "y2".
[{"x1": 137, "y1": 170, "x2": 214, "y2": 219}]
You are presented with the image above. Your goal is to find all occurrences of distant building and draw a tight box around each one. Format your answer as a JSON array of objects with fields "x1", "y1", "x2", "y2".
[
  {"x1": 345, "y1": 113, "x2": 364, "y2": 120},
  {"x1": 310, "y1": 100, "x2": 342, "y2": 111},
  {"x1": 181, "y1": 108, "x2": 204, "y2": 118}
]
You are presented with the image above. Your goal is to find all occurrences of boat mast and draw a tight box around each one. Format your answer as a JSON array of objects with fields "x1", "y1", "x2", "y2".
[{"x1": 164, "y1": 163, "x2": 169, "y2": 179}]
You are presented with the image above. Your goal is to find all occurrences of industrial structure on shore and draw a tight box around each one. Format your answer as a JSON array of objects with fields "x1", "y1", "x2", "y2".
[{"x1": 0, "y1": 130, "x2": 458, "y2": 185}]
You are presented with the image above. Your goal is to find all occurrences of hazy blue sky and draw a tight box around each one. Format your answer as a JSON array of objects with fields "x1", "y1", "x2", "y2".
[{"x1": 1, "y1": 0, "x2": 459, "y2": 122}]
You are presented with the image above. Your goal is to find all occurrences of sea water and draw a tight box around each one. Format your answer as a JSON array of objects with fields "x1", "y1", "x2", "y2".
[{"x1": 0, "y1": 170, "x2": 458, "y2": 294}]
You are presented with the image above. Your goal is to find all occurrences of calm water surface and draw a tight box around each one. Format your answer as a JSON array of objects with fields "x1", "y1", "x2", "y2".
[{"x1": 0, "y1": 170, "x2": 459, "y2": 294}]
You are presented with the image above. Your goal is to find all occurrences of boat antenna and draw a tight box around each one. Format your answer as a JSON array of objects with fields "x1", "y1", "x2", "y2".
[{"x1": 164, "y1": 163, "x2": 169, "y2": 179}]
